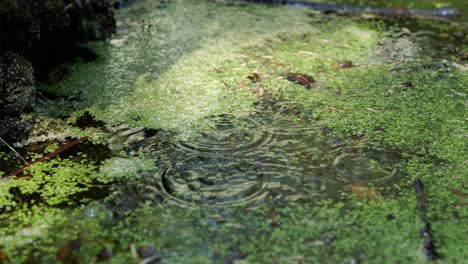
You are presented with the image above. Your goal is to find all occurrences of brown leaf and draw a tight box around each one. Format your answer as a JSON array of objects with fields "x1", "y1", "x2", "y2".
[
  {"x1": 247, "y1": 73, "x2": 261, "y2": 82},
  {"x1": 286, "y1": 73, "x2": 315, "y2": 89},
  {"x1": 0, "y1": 250, "x2": 8, "y2": 263},
  {"x1": 56, "y1": 240, "x2": 80, "y2": 263}
]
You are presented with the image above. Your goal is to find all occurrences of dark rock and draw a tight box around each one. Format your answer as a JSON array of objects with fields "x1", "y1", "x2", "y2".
[
  {"x1": 31, "y1": 0, "x2": 116, "y2": 82},
  {"x1": 0, "y1": 52, "x2": 35, "y2": 143},
  {"x1": 0, "y1": 0, "x2": 116, "y2": 58},
  {"x1": 0, "y1": 0, "x2": 116, "y2": 143}
]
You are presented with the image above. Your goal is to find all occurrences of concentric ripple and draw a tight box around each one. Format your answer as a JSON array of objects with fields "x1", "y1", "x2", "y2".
[
  {"x1": 118, "y1": 113, "x2": 403, "y2": 207},
  {"x1": 158, "y1": 155, "x2": 271, "y2": 206},
  {"x1": 176, "y1": 115, "x2": 273, "y2": 156},
  {"x1": 332, "y1": 149, "x2": 401, "y2": 183}
]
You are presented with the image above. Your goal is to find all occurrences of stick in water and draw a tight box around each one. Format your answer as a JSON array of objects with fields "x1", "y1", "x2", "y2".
[
  {"x1": 0, "y1": 137, "x2": 28, "y2": 165},
  {"x1": 7, "y1": 137, "x2": 88, "y2": 177},
  {"x1": 413, "y1": 178, "x2": 438, "y2": 260}
]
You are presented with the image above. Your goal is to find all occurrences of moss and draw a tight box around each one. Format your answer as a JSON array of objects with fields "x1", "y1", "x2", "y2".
[{"x1": 38, "y1": 0, "x2": 318, "y2": 140}]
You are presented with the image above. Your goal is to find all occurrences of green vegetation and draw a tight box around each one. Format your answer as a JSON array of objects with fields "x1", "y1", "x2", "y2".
[{"x1": 1, "y1": 0, "x2": 467, "y2": 262}]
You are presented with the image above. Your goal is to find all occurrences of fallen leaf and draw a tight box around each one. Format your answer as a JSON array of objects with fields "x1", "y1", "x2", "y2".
[
  {"x1": 0, "y1": 250, "x2": 8, "y2": 263},
  {"x1": 247, "y1": 73, "x2": 261, "y2": 82},
  {"x1": 56, "y1": 240, "x2": 80, "y2": 263},
  {"x1": 286, "y1": 73, "x2": 315, "y2": 89}
]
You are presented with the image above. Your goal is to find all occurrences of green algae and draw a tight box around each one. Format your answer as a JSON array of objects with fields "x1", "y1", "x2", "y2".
[
  {"x1": 1, "y1": 0, "x2": 467, "y2": 262},
  {"x1": 39, "y1": 0, "x2": 320, "y2": 140},
  {"x1": 0, "y1": 158, "x2": 99, "y2": 209}
]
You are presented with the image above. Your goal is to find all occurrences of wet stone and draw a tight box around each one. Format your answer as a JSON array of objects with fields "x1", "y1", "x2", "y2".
[{"x1": 0, "y1": 52, "x2": 35, "y2": 143}]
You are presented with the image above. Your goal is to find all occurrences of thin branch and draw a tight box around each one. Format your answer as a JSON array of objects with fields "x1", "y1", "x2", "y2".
[
  {"x1": 6, "y1": 137, "x2": 88, "y2": 177},
  {"x1": 0, "y1": 137, "x2": 28, "y2": 165}
]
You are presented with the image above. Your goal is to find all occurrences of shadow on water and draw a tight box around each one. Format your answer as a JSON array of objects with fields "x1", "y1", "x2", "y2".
[{"x1": 109, "y1": 105, "x2": 403, "y2": 209}]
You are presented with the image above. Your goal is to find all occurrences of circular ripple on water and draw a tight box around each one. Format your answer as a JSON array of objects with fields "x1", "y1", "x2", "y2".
[
  {"x1": 332, "y1": 149, "x2": 401, "y2": 183},
  {"x1": 176, "y1": 115, "x2": 273, "y2": 156},
  {"x1": 158, "y1": 155, "x2": 277, "y2": 207}
]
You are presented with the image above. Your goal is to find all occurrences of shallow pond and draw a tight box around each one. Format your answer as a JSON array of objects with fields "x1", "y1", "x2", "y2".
[
  {"x1": 110, "y1": 108, "x2": 401, "y2": 208},
  {"x1": 1, "y1": 0, "x2": 467, "y2": 262}
]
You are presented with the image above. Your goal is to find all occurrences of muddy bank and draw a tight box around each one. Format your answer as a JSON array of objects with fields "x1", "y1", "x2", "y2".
[{"x1": 0, "y1": 0, "x2": 116, "y2": 143}]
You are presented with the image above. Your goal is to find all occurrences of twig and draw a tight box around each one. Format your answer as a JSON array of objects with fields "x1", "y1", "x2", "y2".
[
  {"x1": 6, "y1": 137, "x2": 88, "y2": 177},
  {"x1": 0, "y1": 137, "x2": 28, "y2": 164},
  {"x1": 413, "y1": 178, "x2": 438, "y2": 260}
]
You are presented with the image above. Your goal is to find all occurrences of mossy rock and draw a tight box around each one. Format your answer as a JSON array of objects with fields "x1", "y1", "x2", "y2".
[{"x1": 0, "y1": 51, "x2": 35, "y2": 143}]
